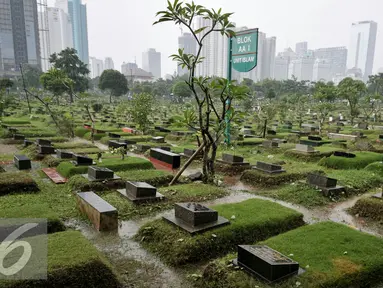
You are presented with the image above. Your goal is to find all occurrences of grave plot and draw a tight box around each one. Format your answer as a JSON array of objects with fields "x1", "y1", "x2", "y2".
[
  {"x1": 299, "y1": 135, "x2": 332, "y2": 147},
  {"x1": 0, "y1": 231, "x2": 122, "y2": 287},
  {"x1": 135, "y1": 198, "x2": 304, "y2": 265},
  {"x1": 319, "y1": 151, "x2": 383, "y2": 169},
  {"x1": 199, "y1": 222, "x2": 383, "y2": 288},
  {"x1": 306, "y1": 173, "x2": 345, "y2": 197},
  {"x1": 0, "y1": 172, "x2": 39, "y2": 196},
  {"x1": 216, "y1": 153, "x2": 251, "y2": 175},
  {"x1": 82, "y1": 166, "x2": 121, "y2": 182},
  {"x1": 117, "y1": 181, "x2": 165, "y2": 203},
  {"x1": 149, "y1": 148, "x2": 181, "y2": 170}
]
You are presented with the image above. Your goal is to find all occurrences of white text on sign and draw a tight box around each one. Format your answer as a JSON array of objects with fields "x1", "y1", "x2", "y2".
[
  {"x1": 233, "y1": 56, "x2": 255, "y2": 64},
  {"x1": 236, "y1": 36, "x2": 252, "y2": 53}
]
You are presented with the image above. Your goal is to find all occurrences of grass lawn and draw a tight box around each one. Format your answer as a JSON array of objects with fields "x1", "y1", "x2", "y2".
[
  {"x1": 198, "y1": 222, "x2": 383, "y2": 288},
  {"x1": 0, "y1": 172, "x2": 39, "y2": 196},
  {"x1": 319, "y1": 151, "x2": 383, "y2": 169},
  {"x1": 0, "y1": 231, "x2": 122, "y2": 288},
  {"x1": 98, "y1": 183, "x2": 229, "y2": 220},
  {"x1": 135, "y1": 198, "x2": 304, "y2": 265},
  {"x1": 116, "y1": 169, "x2": 174, "y2": 186}
]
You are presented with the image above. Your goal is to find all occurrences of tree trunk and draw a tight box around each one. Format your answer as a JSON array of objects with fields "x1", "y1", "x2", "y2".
[
  {"x1": 262, "y1": 119, "x2": 267, "y2": 138},
  {"x1": 110, "y1": 94, "x2": 112, "y2": 104}
]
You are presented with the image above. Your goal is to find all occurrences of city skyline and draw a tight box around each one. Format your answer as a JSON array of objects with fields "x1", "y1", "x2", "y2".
[{"x1": 45, "y1": 0, "x2": 383, "y2": 78}]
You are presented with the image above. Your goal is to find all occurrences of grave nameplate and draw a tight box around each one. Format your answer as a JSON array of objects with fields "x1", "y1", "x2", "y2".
[
  {"x1": 38, "y1": 145, "x2": 55, "y2": 155},
  {"x1": 254, "y1": 161, "x2": 285, "y2": 174},
  {"x1": 379, "y1": 135, "x2": 383, "y2": 140},
  {"x1": 14, "y1": 155, "x2": 31, "y2": 170},
  {"x1": 263, "y1": 141, "x2": 279, "y2": 148},
  {"x1": 13, "y1": 134, "x2": 25, "y2": 140},
  {"x1": 267, "y1": 130, "x2": 277, "y2": 135},
  {"x1": 126, "y1": 181, "x2": 157, "y2": 198},
  {"x1": 73, "y1": 155, "x2": 93, "y2": 166},
  {"x1": 308, "y1": 136, "x2": 322, "y2": 141},
  {"x1": 108, "y1": 140, "x2": 127, "y2": 149},
  {"x1": 150, "y1": 148, "x2": 181, "y2": 169},
  {"x1": 76, "y1": 192, "x2": 118, "y2": 231},
  {"x1": 158, "y1": 146, "x2": 171, "y2": 151},
  {"x1": 351, "y1": 131, "x2": 364, "y2": 137},
  {"x1": 86, "y1": 166, "x2": 115, "y2": 181},
  {"x1": 152, "y1": 136, "x2": 165, "y2": 143},
  {"x1": 24, "y1": 139, "x2": 34, "y2": 147},
  {"x1": 36, "y1": 139, "x2": 51, "y2": 146},
  {"x1": 333, "y1": 151, "x2": 356, "y2": 158},
  {"x1": 307, "y1": 173, "x2": 337, "y2": 188},
  {"x1": 119, "y1": 139, "x2": 137, "y2": 145},
  {"x1": 56, "y1": 150, "x2": 73, "y2": 159},
  {"x1": 358, "y1": 123, "x2": 368, "y2": 130},
  {"x1": 8, "y1": 127, "x2": 18, "y2": 133},
  {"x1": 236, "y1": 245, "x2": 299, "y2": 283},
  {"x1": 295, "y1": 144, "x2": 316, "y2": 153},
  {"x1": 222, "y1": 154, "x2": 244, "y2": 163},
  {"x1": 108, "y1": 132, "x2": 121, "y2": 138},
  {"x1": 136, "y1": 144, "x2": 151, "y2": 152}
]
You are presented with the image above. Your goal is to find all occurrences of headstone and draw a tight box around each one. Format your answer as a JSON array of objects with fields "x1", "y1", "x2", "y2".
[
  {"x1": 272, "y1": 138, "x2": 287, "y2": 144},
  {"x1": 183, "y1": 148, "x2": 203, "y2": 158},
  {"x1": 163, "y1": 203, "x2": 229, "y2": 234},
  {"x1": 152, "y1": 136, "x2": 165, "y2": 143},
  {"x1": 72, "y1": 154, "x2": 93, "y2": 166},
  {"x1": 108, "y1": 132, "x2": 121, "y2": 138},
  {"x1": 235, "y1": 245, "x2": 299, "y2": 283},
  {"x1": 333, "y1": 151, "x2": 356, "y2": 158},
  {"x1": 328, "y1": 133, "x2": 358, "y2": 141},
  {"x1": 150, "y1": 148, "x2": 181, "y2": 169},
  {"x1": 24, "y1": 139, "x2": 34, "y2": 147},
  {"x1": 36, "y1": 139, "x2": 51, "y2": 146},
  {"x1": 379, "y1": 135, "x2": 383, "y2": 140},
  {"x1": 8, "y1": 127, "x2": 18, "y2": 133},
  {"x1": 243, "y1": 129, "x2": 255, "y2": 135},
  {"x1": 136, "y1": 144, "x2": 151, "y2": 153},
  {"x1": 38, "y1": 145, "x2": 55, "y2": 155},
  {"x1": 56, "y1": 150, "x2": 73, "y2": 159},
  {"x1": 336, "y1": 122, "x2": 344, "y2": 126},
  {"x1": 76, "y1": 192, "x2": 118, "y2": 231},
  {"x1": 294, "y1": 144, "x2": 317, "y2": 154},
  {"x1": 267, "y1": 130, "x2": 277, "y2": 135},
  {"x1": 253, "y1": 161, "x2": 285, "y2": 174},
  {"x1": 14, "y1": 155, "x2": 31, "y2": 170},
  {"x1": 108, "y1": 140, "x2": 127, "y2": 149},
  {"x1": 351, "y1": 131, "x2": 364, "y2": 138},
  {"x1": 222, "y1": 154, "x2": 244, "y2": 163},
  {"x1": 262, "y1": 141, "x2": 279, "y2": 148},
  {"x1": 13, "y1": 134, "x2": 25, "y2": 140},
  {"x1": 358, "y1": 123, "x2": 368, "y2": 130},
  {"x1": 119, "y1": 139, "x2": 137, "y2": 145},
  {"x1": 308, "y1": 135, "x2": 322, "y2": 141},
  {"x1": 85, "y1": 166, "x2": 115, "y2": 181},
  {"x1": 158, "y1": 146, "x2": 171, "y2": 151},
  {"x1": 307, "y1": 173, "x2": 345, "y2": 196},
  {"x1": 117, "y1": 181, "x2": 165, "y2": 203}
]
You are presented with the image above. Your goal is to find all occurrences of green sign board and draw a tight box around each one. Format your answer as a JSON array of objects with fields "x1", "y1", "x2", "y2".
[{"x1": 231, "y1": 29, "x2": 259, "y2": 73}]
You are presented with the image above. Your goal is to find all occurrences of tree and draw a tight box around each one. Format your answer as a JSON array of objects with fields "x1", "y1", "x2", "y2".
[
  {"x1": 21, "y1": 65, "x2": 42, "y2": 89},
  {"x1": 337, "y1": 77, "x2": 366, "y2": 125},
  {"x1": 0, "y1": 79, "x2": 13, "y2": 91},
  {"x1": 313, "y1": 82, "x2": 337, "y2": 132},
  {"x1": 99, "y1": 69, "x2": 129, "y2": 103},
  {"x1": 172, "y1": 81, "x2": 191, "y2": 100},
  {"x1": 40, "y1": 68, "x2": 73, "y2": 103},
  {"x1": 155, "y1": 1, "x2": 246, "y2": 183},
  {"x1": 130, "y1": 93, "x2": 154, "y2": 133},
  {"x1": 49, "y1": 48, "x2": 90, "y2": 102}
]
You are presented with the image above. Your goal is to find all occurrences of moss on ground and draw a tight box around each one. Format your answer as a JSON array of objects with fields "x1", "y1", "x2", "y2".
[{"x1": 135, "y1": 198, "x2": 304, "y2": 265}]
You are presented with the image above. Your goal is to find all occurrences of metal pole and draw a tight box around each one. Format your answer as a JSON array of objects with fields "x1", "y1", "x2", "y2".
[{"x1": 225, "y1": 36, "x2": 233, "y2": 145}]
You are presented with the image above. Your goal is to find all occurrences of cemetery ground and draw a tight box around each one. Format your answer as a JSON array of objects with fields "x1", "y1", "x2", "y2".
[{"x1": 2, "y1": 110, "x2": 383, "y2": 288}]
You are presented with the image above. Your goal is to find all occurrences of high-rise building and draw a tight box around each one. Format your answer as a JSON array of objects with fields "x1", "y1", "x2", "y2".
[
  {"x1": 46, "y1": 7, "x2": 73, "y2": 55},
  {"x1": 121, "y1": 62, "x2": 154, "y2": 82},
  {"x1": 288, "y1": 57, "x2": 315, "y2": 81},
  {"x1": 89, "y1": 57, "x2": 104, "y2": 78},
  {"x1": 295, "y1": 42, "x2": 308, "y2": 57},
  {"x1": 0, "y1": 0, "x2": 41, "y2": 71},
  {"x1": 314, "y1": 47, "x2": 347, "y2": 78},
  {"x1": 177, "y1": 33, "x2": 196, "y2": 76},
  {"x1": 195, "y1": 17, "x2": 228, "y2": 78},
  {"x1": 142, "y1": 48, "x2": 161, "y2": 79},
  {"x1": 56, "y1": 0, "x2": 89, "y2": 65},
  {"x1": 313, "y1": 59, "x2": 332, "y2": 82},
  {"x1": 274, "y1": 56, "x2": 289, "y2": 80},
  {"x1": 347, "y1": 21, "x2": 378, "y2": 81},
  {"x1": 104, "y1": 57, "x2": 114, "y2": 70},
  {"x1": 262, "y1": 36, "x2": 276, "y2": 79}
]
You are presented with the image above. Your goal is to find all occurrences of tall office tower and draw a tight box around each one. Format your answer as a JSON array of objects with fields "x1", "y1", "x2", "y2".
[
  {"x1": 104, "y1": 57, "x2": 114, "y2": 70},
  {"x1": 312, "y1": 59, "x2": 332, "y2": 82},
  {"x1": 89, "y1": 56, "x2": 104, "y2": 78},
  {"x1": 0, "y1": 0, "x2": 41, "y2": 71},
  {"x1": 195, "y1": 17, "x2": 228, "y2": 78},
  {"x1": 55, "y1": 0, "x2": 89, "y2": 65},
  {"x1": 46, "y1": 7, "x2": 73, "y2": 55},
  {"x1": 295, "y1": 42, "x2": 308, "y2": 57},
  {"x1": 142, "y1": 48, "x2": 161, "y2": 79},
  {"x1": 274, "y1": 56, "x2": 289, "y2": 80},
  {"x1": 177, "y1": 33, "x2": 196, "y2": 76},
  {"x1": 262, "y1": 36, "x2": 276, "y2": 79},
  {"x1": 347, "y1": 21, "x2": 378, "y2": 81},
  {"x1": 288, "y1": 57, "x2": 315, "y2": 81},
  {"x1": 314, "y1": 47, "x2": 348, "y2": 78}
]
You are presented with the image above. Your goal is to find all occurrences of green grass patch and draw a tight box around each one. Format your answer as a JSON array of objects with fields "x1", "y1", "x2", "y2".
[
  {"x1": 350, "y1": 197, "x2": 383, "y2": 222},
  {"x1": 198, "y1": 222, "x2": 383, "y2": 288},
  {"x1": 364, "y1": 161, "x2": 383, "y2": 174},
  {"x1": 2, "y1": 118, "x2": 31, "y2": 125},
  {"x1": 54, "y1": 142, "x2": 97, "y2": 149},
  {"x1": 241, "y1": 169, "x2": 308, "y2": 187},
  {"x1": 74, "y1": 127, "x2": 90, "y2": 137},
  {"x1": 319, "y1": 151, "x2": 383, "y2": 169},
  {"x1": 0, "y1": 172, "x2": 39, "y2": 196},
  {"x1": 116, "y1": 169, "x2": 173, "y2": 186},
  {"x1": 0, "y1": 231, "x2": 122, "y2": 288},
  {"x1": 135, "y1": 198, "x2": 304, "y2": 265}
]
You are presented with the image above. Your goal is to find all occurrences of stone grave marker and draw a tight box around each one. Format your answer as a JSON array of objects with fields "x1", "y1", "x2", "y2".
[
  {"x1": 294, "y1": 144, "x2": 319, "y2": 154},
  {"x1": 76, "y1": 192, "x2": 118, "y2": 231},
  {"x1": 38, "y1": 145, "x2": 55, "y2": 155},
  {"x1": 56, "y1": 150, "x2": 73, "y2": 159},
  {"x1": 24, "y1": 139, "x2": 34, "y2": 147},
  {"x1": 218, "y1": 154, "x2": 251, "y2": 167},
  {"x1": 14, "y1": 155, "x2": 31, "y2": 170},
  {"x1": 234, "y1": 245, "x2": 300, "y2": 283},
  {"x1": 267, "y1": 130, "x2": 277, "y2": 135},
  {"x1": 117, "y1": 181, "x2": 165, "y2": 203},
  {"x1": 108, "y1": 132, "x2": 121, "y2": 138},
  {"x1": 119, "y1": 139, "x2": 137, "y2": 145},
  {"x1": 150, "y1": 148, "x2": 181, "y2": 169},
  {"x1": 36, "y1": 139, "x2": 51, "y2": 146},
  {"x1": 358, "y1": 123, "x2": 368, "y2": 130},
  {"x1": 333, "y1": 151, "x2": 356, "y2": 158},
  {"x1": 307, "y1": 173, "x2": 345, "y2": 196},
  {"x1": 13, "y1": 134, "x2": 25, "y2": 140},
  {"x1": 136, "y1": 144, "x2": 151, "y2": 153},
  {"x1": 308, "y1": 135, "x2": 322, "y2": 141},
  {"x1": 253, "y1": 161, "x2": 285, "y2": 174},
  {"x1": 72, "y1": 154, "x2": 93, "y2": 166},
  {"x1": 328, "y1": 133, "x2": 357, "y2": 141},
  {"x1": 183, "y1": 148, "x2": 203, "y2": 158},
  {"x1": 108, "y1": 140, "x2": 127, "y2": 149},
  {"x1": 163, "y1": 203, "x2": 229, "y2": 234},
  {"x1": 152, "y1": 136, "x2": 165, "y2": 143},
  {"x1": 262, "y1": 140, "x2": 279, "y2": 148},
  {"x1": 351, "y1": 131, "x2": 365, "y2": 138},
  {"x1": 83, "y1": 166, "x2": 120, "y2": 181}
]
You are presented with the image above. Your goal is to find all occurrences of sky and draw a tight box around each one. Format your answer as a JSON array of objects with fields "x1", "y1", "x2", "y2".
[{"x1": 48, "y1": 0, "x2": 383, "y2": 77}]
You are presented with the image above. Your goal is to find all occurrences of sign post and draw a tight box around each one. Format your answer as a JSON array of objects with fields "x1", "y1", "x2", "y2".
[{"x1": 225, "y1": 29, "x2": 259, "y2": 145}]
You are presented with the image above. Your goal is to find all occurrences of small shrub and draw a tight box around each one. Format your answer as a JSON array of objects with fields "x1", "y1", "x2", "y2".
[{"x1": 74, "y1": 127, "x2": 89, "y2": 137}]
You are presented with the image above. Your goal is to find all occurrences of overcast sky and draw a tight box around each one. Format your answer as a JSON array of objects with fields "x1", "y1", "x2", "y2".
[{"x1": 48, "y1": 0, "x2": 383, "y2": 77}]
